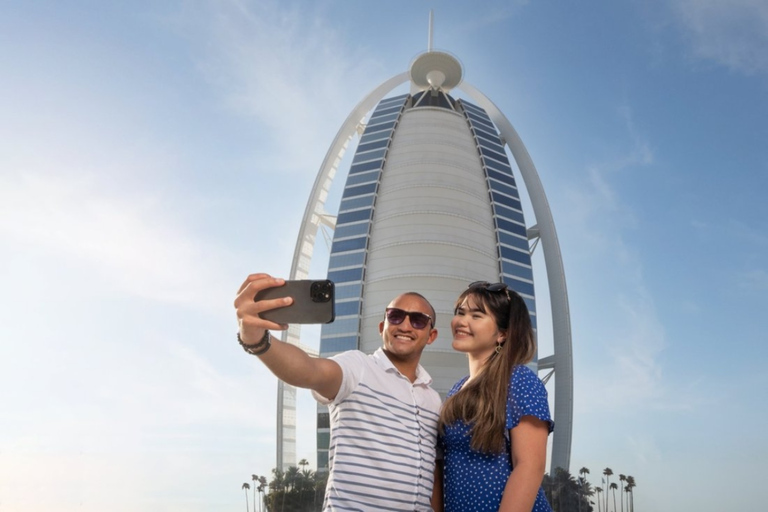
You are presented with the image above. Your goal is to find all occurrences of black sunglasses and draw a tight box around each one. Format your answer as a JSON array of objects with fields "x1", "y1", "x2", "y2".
[
  {"x1": 468, "y1": 281, "x2": 509, "y2": 293},
  {"x1": 385, "y1": 308, "x2": 433, "y2": 330}
]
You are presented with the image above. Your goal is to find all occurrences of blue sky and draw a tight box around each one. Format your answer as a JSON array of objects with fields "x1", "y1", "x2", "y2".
[{"x1": 2, "y1": 1, "x2": 767, "y2": 511}]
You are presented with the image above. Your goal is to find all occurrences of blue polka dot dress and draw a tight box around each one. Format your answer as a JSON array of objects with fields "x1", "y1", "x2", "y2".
[{"x1": 439, "y1": 365, "x2": 554, "y2": 512}]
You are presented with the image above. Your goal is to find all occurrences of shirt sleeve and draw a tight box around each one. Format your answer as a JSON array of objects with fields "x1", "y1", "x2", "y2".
[
  {"x1": 310, "y1": 350, "x2": 366, "y2": 405},
  {"x1": 505, "y1": 365, "x2": 555, "y2": 433}
]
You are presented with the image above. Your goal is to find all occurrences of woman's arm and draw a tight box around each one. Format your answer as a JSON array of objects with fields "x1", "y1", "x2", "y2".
[{"x1": 498, "y1": 416, "x2": 549, "y2": 512}]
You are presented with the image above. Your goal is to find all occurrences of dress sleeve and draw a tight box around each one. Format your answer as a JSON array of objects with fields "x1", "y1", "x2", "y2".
[
  {"x1": 311, "y1": 350, "x2": 365, "y2": 405},
  {"x1": 505, "y1": 365, "x2": 555, "y2": 433}
]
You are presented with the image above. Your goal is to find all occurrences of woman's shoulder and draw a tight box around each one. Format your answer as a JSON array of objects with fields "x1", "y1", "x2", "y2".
[
  {"x1": 510, "y1": 364, "x2": 539, "y2": 382},
  {"x1": 509, "y1": 365, "x2": 548, "y2": 394},
  {"x1": 507, "y1": 364, "x2": 554, "y2": 431},
  {"x1": 447, "y1": 375, "x2": 470, "y2": 397}
]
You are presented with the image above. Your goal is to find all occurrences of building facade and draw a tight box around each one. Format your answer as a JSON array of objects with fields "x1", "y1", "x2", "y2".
[{"x1": 280, "y1": 50, "x2": 573, "y2": 474}]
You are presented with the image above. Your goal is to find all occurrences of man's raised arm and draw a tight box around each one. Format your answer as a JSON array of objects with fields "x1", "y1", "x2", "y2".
[{"x1": 234, "y1": 273, "x2": 343, "y2": 400}]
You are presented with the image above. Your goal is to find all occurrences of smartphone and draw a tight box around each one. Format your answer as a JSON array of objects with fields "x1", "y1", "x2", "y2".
[{"x1": 254, "y1": 279, "x2": 335, "y2": 324}]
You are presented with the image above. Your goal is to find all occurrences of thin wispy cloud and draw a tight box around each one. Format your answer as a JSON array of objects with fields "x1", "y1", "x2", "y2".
[
  {"x1": 0, "y1": 171, "x2": 235, "y2": 309},
  {"x1": 559, "y1": 105, "x2": 673, "y2": 415},
  {"x1": 175, "y1": 0, "x2": 383, "y2": 174},
  {"x1": 617, "y1": 105, "x2": 655, "y2": 167},
  {"x1": 689, "y1": 219, "x2": 768, "y2": 292},
  {"x1": 626, "y1": 432, "x2": 664, "y2": 466},
  {"x1": 574, "y1": 285, "x2": 676, "y2": 415},
  {"x1": 605, "y1": 291, "x2": 667, "y2": 406},
  {"x1": 1, "y1": 2, "x2": 764, "y2": 510},
  {"x1": 561, "y1": 104, "x2": 653, "y2": 255},
  {"x1": 0, "y1": 332, "x2": 278, "y2": 511},
  {"x1": 671, "y1": 0, "x2": 768, "y2": 74},
  {"x1": 451, "y1": 0, "x2": 530, "y2": 35},
  {"x1": 738, "y1": 269, "x2": 768, "y2": 290},
  {"x1": 730, "y1": 219, "x2": 768, "y2": 247}
]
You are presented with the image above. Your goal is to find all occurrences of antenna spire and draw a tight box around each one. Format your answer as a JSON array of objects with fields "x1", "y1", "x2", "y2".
[{"x1": 428, "y1": 10, "x2": 433, "y2": 52}]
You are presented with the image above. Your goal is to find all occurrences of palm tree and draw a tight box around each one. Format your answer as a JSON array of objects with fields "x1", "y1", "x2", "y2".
[
  {"x1": 257, "y1": 475, "x2": 268, "y2": 512},
  {"x1": 602, "y1": 468, "x2": 613, "y2": 512},
  {"x1": 285, "y1": 465, "x2": 301, "y2": 491},
  {"x1": 285, "y1": 464, "x2": 301, "y2": 510},
  {"x1": 626, "y1": 476, "x2": 636, "y2": 512},
  {"x1": 296, "y1": 463, "x2": 313, "y2": 510},
  {"x1": 624, "y1": 485, "x2": 631, "y2": 512},
  {"x1": 578, "y1": 477, "x2": 594, "y2": 512},
  {"x1": 314, "y1": 470, "x2": 328, "y2": 510},
  {"x1": 270, "y1": 468, "x2": 286, "y2": 512},
  {"x1": 270, "y1": 467, "x2": 285, "y2": 492},
  {"x1": 609, "y1": 483, "x2": 618, "y2": 512},
  {"x1": 595, "y1": 487, "x2": 603, "y2": 512},
  {"x1": 242, "y1": 482, "x2": 251, "y2": 512},
  {"x1": 551, "y1": 467, "x2": 580, "y2": 511},
  {"x1": 251, "y1": 475, "x2": 259, "y2": 512},
  {"x1": 578, "y1": 468, "x2": 590, "y2": 512},
  {"x1": 618, "y1": 474, "x2": 626, "y2": 512}
]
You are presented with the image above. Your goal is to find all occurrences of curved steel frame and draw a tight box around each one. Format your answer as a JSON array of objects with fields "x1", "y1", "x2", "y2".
[
  {"x1": 276, "y1": 73, "x2": 408, "y2": 470},
  {"x1": 279, "y1": 72, "x2": 573, "y2": 473},
  {"x1": 459, "y1": 83, "x2": 573, "y2": 472}
]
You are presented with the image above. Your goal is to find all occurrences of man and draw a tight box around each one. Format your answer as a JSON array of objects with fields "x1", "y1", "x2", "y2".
[{"x1": 234, "y1": 273, "x2": 441, "y2": 511}]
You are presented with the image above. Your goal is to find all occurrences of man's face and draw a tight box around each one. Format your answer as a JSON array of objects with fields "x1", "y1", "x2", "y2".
[{"x1": 379, "y1": 294, "x2": 437, "y2": 362}]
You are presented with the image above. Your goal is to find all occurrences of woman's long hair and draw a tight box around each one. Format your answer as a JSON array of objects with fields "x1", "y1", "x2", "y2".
[{"x1": 438, "y1": 284, "x2": 536, "y2": 454}]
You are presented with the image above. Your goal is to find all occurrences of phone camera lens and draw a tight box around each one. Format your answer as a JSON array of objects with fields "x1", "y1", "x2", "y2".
[{"x1": 311, "y1": 281, "x2": 333, "y2": 303}]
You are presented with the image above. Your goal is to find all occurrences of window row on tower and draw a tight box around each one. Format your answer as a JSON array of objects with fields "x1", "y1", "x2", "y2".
[
  {"x1": 320, "y1": 95, "x2": 409, "y2": 356},
  {"x1": 460, "y1": 100, "x2": 537, "y2": 322},
  {"x1": 317, "y1": 93, "x2": 410, "y2": 470},
  {"x1": 342, "y1": 172, "x2": 378, "y2": 190}
]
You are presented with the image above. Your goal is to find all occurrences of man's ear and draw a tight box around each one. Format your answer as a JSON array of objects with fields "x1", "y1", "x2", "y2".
[
  {"x1": 426, "y1": 328, "x2": 438, "y2": 345},
  {"x1": 379, "y1": 320, "x2": 385, "y2": 334}
]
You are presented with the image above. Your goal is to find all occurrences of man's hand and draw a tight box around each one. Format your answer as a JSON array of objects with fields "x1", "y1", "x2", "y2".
[
  {"x1": 234, "y1": 273, "x2": 292, "y2": 345},
  {"x1": 233, "y1": 273, "x2": 343, "y2": 399}
]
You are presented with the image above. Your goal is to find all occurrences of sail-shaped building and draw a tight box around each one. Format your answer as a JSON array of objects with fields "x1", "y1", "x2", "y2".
[{"x1": 277, "y1": 40, "x2": 573, "y2": 473}]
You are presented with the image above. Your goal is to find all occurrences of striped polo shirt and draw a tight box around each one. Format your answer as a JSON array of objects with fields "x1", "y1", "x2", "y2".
[{"x1": 313, "y1": 348, "x2": 441, "y2": 511}]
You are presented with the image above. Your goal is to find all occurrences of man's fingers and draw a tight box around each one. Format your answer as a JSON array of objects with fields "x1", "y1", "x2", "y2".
[
  {"x1": 234, "y1": 274, "x2": 293, "y2": 335},
  {"x1": 234, "y1": 274, "x2": 285, "y2": 307},
  {"x1": 236, "y1": 273, "x2": 272, "y2": 295},
  {"x1": 238, "y1": 314, "x2": 289, "y2": 333},
  {"x1": 237, "y1": 294, "x2": 293, "y2": 322},
  {"x1": 254, "y1": 295, "x2": 293, "y2": 314}
]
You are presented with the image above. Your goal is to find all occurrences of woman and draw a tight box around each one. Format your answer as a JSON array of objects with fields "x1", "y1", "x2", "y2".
[{"x1": 435, "y1": 281, "x2": 554, "y2": 512}]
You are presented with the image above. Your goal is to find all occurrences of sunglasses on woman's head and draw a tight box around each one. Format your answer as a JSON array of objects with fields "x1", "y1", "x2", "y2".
[
  {"x1": 468, "y1": 281, "x2": 509, "y2": 293},
  {"x1": 385, "y1": 308, "x2": 433, "y2": 330}
]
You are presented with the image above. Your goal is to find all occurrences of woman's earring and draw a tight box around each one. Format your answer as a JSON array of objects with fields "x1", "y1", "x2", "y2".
[{"x1": 495, "y1": 343, "x2": 503, "y2": 355}]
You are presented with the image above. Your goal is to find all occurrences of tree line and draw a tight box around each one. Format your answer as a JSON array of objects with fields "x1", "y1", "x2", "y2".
[
  {"x1": 241, "y1": 463, "x2": 637, "y2": 512},
  {"x1": 242, "y1": 459, "x2": 327, "y2": 512},
  {"x1": 543, "y1": 467, "x2": 637, "y2": 512}
]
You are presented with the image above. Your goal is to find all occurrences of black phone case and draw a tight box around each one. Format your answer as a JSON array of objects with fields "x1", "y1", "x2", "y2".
[{"x1": 254, "y1": 280, "x2": 335, "y2": 324}]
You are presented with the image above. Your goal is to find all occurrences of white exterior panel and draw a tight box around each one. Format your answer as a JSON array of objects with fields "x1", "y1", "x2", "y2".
[{"x1": 360, "y1": 107, "x2": 499, "y2": 395}]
